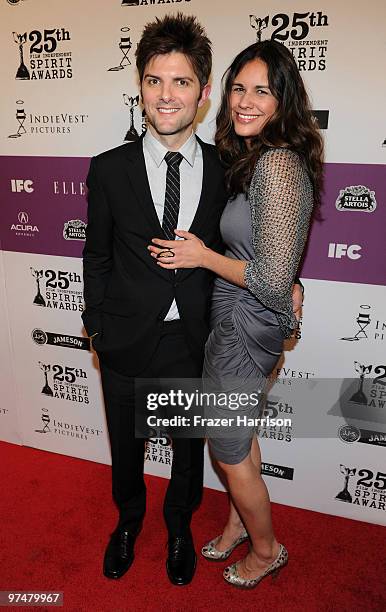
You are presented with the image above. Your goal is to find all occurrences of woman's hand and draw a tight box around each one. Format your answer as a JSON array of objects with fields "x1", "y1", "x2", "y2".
[
  {"x1": 292, "y1": 283, "x2": 303, "y2": 321},
  {"x1": 148, "y1": 230, "x2": 209, "y2": 269}
]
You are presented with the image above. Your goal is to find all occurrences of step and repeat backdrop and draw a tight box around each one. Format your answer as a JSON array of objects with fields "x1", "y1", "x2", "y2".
[{"x1": 0, "y1": 0, "x2": 385, "y2": 526}]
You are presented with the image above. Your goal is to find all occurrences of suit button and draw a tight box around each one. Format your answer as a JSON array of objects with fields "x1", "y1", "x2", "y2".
[{"x1": 173, "y1": 282, "x2": 179, "y2": 288}]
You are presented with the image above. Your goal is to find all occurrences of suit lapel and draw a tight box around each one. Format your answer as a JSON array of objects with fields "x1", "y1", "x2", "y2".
[
  {"x1": 122, "y1": 137, "x2": 164, "y2": 236},
  {"x1": 175, "y1": 139, "x2": 219, "y2": 281},
  {"x1": 122, "y1": 138, "x2": 171, "y2": 281}
]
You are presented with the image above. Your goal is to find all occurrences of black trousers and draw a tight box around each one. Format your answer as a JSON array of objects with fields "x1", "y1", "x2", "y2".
[{"x1": 100, "y1": 321, "x2": 204, "y2": 537}]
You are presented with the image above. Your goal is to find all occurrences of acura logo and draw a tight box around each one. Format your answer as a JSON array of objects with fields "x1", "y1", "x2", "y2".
[{"x1": 18, "y1": 211, "x2": 29, "y2": 223}]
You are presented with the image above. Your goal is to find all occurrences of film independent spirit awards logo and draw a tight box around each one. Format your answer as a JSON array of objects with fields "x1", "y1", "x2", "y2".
[
  {"x1": 249, "y1": 10, "x2": 329, "y2": 71},
  {"x1": 8, "y1": 99, "x2": 89, "y2": 138},
  {"x1": 38, "y1": 361, "x2": 89, "y2": 404},
  {"x1": 332, "y1": 359, "x2": 386, "y2": 449},
  {"x1": 30, "y1": 266, "x2": 83, "y2": 312},
  {"x1": 11, "y1": 25, "x2": 72, "y2": 81},
  {"x1": 335, "y1": 464, "x2": 386, "y2": 513}
]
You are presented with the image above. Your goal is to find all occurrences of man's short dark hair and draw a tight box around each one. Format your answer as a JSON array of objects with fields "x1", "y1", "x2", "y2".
[{"x1": 135, "y1": 12, "x2": 212, "y2": 88}]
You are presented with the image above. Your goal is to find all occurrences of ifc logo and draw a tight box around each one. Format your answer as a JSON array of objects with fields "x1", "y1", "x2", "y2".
[{"x1": 32, "y1": 328, "x2": 47, "y2": 345}]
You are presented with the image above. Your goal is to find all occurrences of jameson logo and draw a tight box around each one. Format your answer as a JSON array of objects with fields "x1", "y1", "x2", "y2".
[
  {"x1": 38, "y1": 361, "x2": 89, "y2": 404},
  {"x1": 249, "y1": 11, "x2": 329, "y2": 71},
  {"x1": 121, "y1": 0, "x2": 192, "y2": 6},
  {"x1": 338, "y1": 425, "x2": 386, "y2": 448},
  {"x1": 335, "y1": 465, "x2": 386, "y2": 512},
  {"x1": 32, "y1": 328, "x2": 90, "y2": 351},
  {"x1": 256, "y1": 398, "x2": 294, "y2": 443},
  {"x1": 261, "y1": 462, "x2": 294, "y2": 481},
  {"x1": 30, "y1": 267, "x2": 83, "y2": 311},
  {"x1": 12, "y1": 27, "x2": 72, "y2": 80},
  {"x1": 63, "y1": 219, "x2": 86, "y2": 241},
  {"x1": 341, "y1": 304, "x2": 385, "y2": 342},
  {"x1": 145, "y1": 438, "x2": 172, "y2": 465},
  {"x1": 8, "y1": 100, "x2": 89, "y2": 137},
  {"x1": 335, "y1": 185, "x2": 377, "y2": 212},
  {"x1": 123, "y1": 93, "x2": 146, "y2": 141},
  {"x1": 35, "y1": 407, "x2": 102, "y2": 440}
]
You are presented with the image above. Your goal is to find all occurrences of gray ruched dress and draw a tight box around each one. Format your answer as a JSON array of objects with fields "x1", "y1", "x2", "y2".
[{"x1": 203, "y1": 148, "x2": 314, "y2": 464}]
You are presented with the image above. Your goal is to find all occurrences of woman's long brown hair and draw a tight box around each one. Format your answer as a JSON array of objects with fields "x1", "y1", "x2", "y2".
[{"x1": 215, "y1": 40, "x2": 324, "y2": 206}]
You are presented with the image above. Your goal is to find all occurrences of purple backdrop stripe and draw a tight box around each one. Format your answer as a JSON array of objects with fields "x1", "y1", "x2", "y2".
[
  {"x1": 0, "y1": 156, "x2": 385, "y2": 286},
  {"x1": 1, "y1": 156, "x2": 90, "y2": 258},
  {"x1": 300, "y1": 163, "x2": 385, "y2": 286}
]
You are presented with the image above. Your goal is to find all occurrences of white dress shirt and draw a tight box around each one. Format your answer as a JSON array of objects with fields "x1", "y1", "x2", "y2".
[{"x1": 143, "y1": 129, "x2": 203, "y2": 320}]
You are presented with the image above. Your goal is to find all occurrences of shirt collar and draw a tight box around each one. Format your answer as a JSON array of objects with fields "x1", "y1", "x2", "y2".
[{"x1": 143, "y1": 129, "x2": 197, "y2": 168}]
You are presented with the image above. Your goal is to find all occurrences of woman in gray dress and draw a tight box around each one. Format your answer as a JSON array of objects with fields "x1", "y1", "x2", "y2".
[{"x1": 149, "y1": 40, "x2": 323, "y2": 588}]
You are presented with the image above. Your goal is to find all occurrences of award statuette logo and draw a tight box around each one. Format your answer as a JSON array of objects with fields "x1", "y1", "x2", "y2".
[
  {"x1": 249, "y1": 15, "x2": 269, "y2": 42},
  {"x1": 341, "y1": 305, "x2": 371, "y2": 341},
  {"x1": 8, "y1": 100, "x2": 27, "y2": 138},
  {"x1": 39, "y1": 362, "x2": 53, "y2": 396},
  {"x1": 123, "y1": 94, "x2": 140, "y2": 141},
  {"x1": 30, "y1": 267, "x2": 46, "y2": 307},
  {"x1": 13, "y1": 31, "x2": 30, "y2": 79},
  {"x1": 108, "y1": 27, "x2": 132, "y2": 71},
  {"x1": 350, "y1": 361, "x2": 371, "y2": 404},
  {"x1": 335, "y1": 464, "x2": 356, "y2": 503}
]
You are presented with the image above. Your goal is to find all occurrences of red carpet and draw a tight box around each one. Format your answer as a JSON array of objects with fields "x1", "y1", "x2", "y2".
[{"x1": 0, "y1": 441, "x2": 385, "y2": 612}]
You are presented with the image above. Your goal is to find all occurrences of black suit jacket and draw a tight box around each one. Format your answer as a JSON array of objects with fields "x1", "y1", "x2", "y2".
[{"x1": 82, "y1": 135, "x2": 227, "y2": 376}]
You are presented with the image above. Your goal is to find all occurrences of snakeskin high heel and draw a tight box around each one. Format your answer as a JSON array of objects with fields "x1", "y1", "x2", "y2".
[
  {"x1": 223, "y1": 543, "x2": 288, "y2": 588},
  {"x1": 201, "y1": 531, "x2": 249, "y2": 561}
]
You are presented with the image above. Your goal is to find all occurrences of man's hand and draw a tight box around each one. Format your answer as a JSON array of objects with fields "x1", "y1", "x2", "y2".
[
  {"x1": 292, "y1": 283, "x2": 303, "y2": 322},
  {"x1": 148, "y1": 230, "x2": 208, "y2": 269}
]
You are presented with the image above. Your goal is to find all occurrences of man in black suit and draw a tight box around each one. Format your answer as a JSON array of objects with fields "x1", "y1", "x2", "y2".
[{"x1": 82, "y1": 14, "x2": 225, "y2": 586}]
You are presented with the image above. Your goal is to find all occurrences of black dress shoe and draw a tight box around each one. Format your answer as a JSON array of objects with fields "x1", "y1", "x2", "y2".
[
  {"x1": 166, "y1": 535, "x2": 197, "y2": 586},
  {"x1": 103, "y1": 528, "x2": 136, "y2": 579}
]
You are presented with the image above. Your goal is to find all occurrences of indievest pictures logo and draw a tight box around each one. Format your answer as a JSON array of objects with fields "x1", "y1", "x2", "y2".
[
  {"x1": 35, "y1": 407, "x2": 102, "y2": 441},
  {"x1": 108, "y1": 26, "x2": 132, "y2": 71},
  {"x1": 8, "y1": 100, "x2": 89, "y2": 138},
  {"x1": 341, "y1": 304, "x2": 385, "y2": 343}
]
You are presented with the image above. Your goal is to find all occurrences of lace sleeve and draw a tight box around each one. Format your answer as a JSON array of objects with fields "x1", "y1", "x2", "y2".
[{"x1": 244, "y1": 148, "x2": 314, "y2": 337}]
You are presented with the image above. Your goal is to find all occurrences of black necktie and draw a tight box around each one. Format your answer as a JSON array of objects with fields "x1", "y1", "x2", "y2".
[{"x1": 162, "y1": 151, "x2": 183, "y2": 240}]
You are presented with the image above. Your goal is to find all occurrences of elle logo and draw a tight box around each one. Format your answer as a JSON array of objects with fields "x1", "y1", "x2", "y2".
[
  {"x1": 11, "y1": 178, "x2": 34, "y2": 193},
  {"x1": 328, "y1": 244, "x2": 362, "y2": 260}
]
